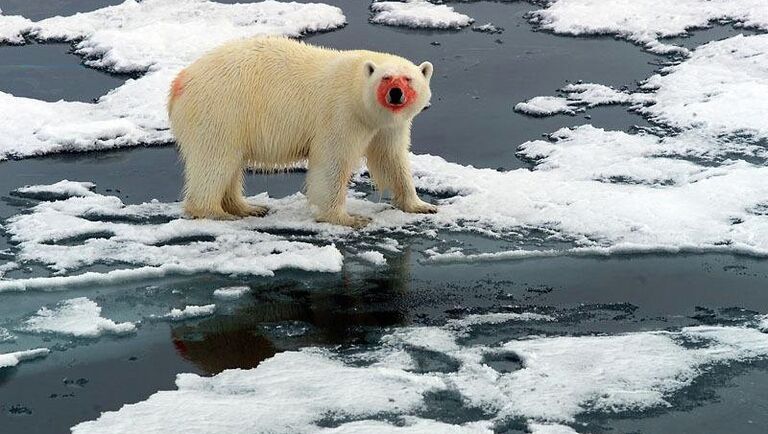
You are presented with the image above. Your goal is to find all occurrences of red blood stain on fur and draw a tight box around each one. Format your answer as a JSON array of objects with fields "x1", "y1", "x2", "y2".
[
  {"x1": 170, "y1": 70, "x2": 187, "y2": 100},
  {"x1": 376, "y1": 76, "x2": 417, "y2": 112}
]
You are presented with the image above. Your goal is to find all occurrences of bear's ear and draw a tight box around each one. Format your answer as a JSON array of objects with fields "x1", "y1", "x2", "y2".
[
  {"x1": 364, "y1": 60, "x2": 377, "y2": 78},
  {"x1": 419, "y1": 61, "x2": 433, "y2": 80}
]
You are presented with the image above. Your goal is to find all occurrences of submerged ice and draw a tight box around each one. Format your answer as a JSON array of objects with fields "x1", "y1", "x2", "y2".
[{"x1": 23, "y1": 297, "x2": 136, "y2": 338}]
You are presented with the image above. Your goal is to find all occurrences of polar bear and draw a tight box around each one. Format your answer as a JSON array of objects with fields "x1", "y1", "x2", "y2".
[{"x1": 168, "y1": 36, "x2": 436, "y2": 227}]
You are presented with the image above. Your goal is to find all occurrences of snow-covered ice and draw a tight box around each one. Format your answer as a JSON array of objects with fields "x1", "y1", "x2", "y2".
[
  {"x1": 515, "y1": 83, "x2": 653, "y2": 116},
  {"x1": 0, "y1": 327, "x2": 15, "y2": 342},
  {"x1": 0, "y1": 188, "x2": 346, "y2": 291},
  {"x1": 0, "y1": 0, "x2": 346, "y2": 160},
  {"x1": 514, "y1": 96, "x2": 576, "y2": 116},
  {"x1": 370, "y1": 1, "x2": 473, "y2": 30},
  {"x1": 14, "y1": 180, "x2": 97, "y2": 199},
  {"x1": 0, "y1": 348, "x2": 49, "y2": 369},
  {"x1": 3, "y1": 122, "x2": 768, "y2": 290},
  {"x1": 447, "y1": 312, "x2": 555, "y2": 328},
  {"x1": 529, "y1": 0, "x2": 768, "y2": 54},
  {"x1": 69, "y1": 318, "x2": 768, "y2": 433},
  {"x1": 472, "y1": 23, "x2": 503, "y2": 34},
  {"x1": 528, "y1": 423, "x2": 579, "y2": 434},
  {"x1": 162, "y1": 304, "x2": 216, "y2": 321},
  {"x1": 0, "y1": 7, "x2": 32, "y2": 44},
  {"x1": 23, "y1": 297, "x2": 136, "y2": 338},
  {"x1": 641, "y1": 34, "x2": 768, "y2": 140},
  {"x1": 213, "y1": 286, "x2": 251, "y2": 300},
  {"x1": 357, "y1": 250, "x2": 387, "y2": 266}
]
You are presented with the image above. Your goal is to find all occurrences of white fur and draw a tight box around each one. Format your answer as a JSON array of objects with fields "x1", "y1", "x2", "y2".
[{"x1": 168, "y1": 36, "x2": 435, "y2": 227}]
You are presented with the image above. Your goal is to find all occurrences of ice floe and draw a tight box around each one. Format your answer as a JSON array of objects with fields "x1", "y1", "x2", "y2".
[
  {"x1": 471, "y1": 23, "x2": 503, "y2": 34},
  {"x1": 357, "y1": 250, "x2": 387, "y2": 266},
  {"x1": 213, "y1": 286, "x2": 251, "y2": 300},
  {"x1": 23, "y1": 297, "x2": 136, "y2": 338},
  {"x1": 70, "y1": 317, "x2": 768, "y2": 433},
  {"x1": 0, "y1": 0, "x2": 345, "y2": 160},
  {"x1": 0, "y1": 347, "x2": 49, "y2": 369},
  {"x1": 514, "y1": 96, "x2": 576, "y2": 117},
  {"x1": 370, "y1": 1, "x2": 473, "y2": 30},
  {"x1": 447, "y1": 312, "x2": 555, "y2": 328},
  {"x1": 2, "y1": 124, "x2": 768, "y2": 290},
  {"x1": 14, "y1": 180, "x2": 97, "y2": 199},
  {"x1": 0, "y1": 188, "x2": 345, "y2": 291},
  {"x1": 0, "y1": 327, "x2": 15, "y2": 342},
  {"x1": 641, "y1": 34, "x2": 768, "y2": 140},
  {"x1": 162, "y1": 304, "x2": 216, "y2": 321},
  {"x1": 529, "y1": 0, "x2": 768, "y2": 54},
  {"x1": 528, "y1": 423, "x2": 579, "y2": 434},
  {"x1": 515, "y1": 83, "x2": 652, "y2": 116},
  {"x1": 0, "y1": 7, "x2": 32, "y2": 44}
]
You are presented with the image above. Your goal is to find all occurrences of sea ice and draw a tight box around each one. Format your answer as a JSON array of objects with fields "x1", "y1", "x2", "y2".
[
  {"x1": 0, "y1": 327, "x2": 15, "y2": 342},
  {"x1": 70, "y1": 318, "x2": 768, "y2": 433},
  {"x1": 641, "y1": 34, "x2": 768, "y2": 140},
  {"x1": 529, "y1": 0, "x2": 768, "y2": 54},
  {"x1": 162, "y1": 304, "x2": 216, "y2": 321},
  {"x1": 213, "y1": 286, "x2": 251, "y2": 300},
  {"x1": 0, "y1": 0, "x2": 346, "y2": 160},
  {"x1": 514, "y1": 96, "x2": 575, "y2": 116},
  {"x1": 14, "y1": 180, "x2": 97, "y2": 199},
  {"x1": 357, "y1": 250, "x2": 387, "y2": 266},
  {"x1": 0, "y1": 348, "x2": 49, "y2": 369},
  {"x1": 370, "y1": 0, "x2": 473, "y2": 30},
  {"x1": 0, "y1": 189, "x2": 346, "y2": 291},
  {"x1": 23, "y1": 297, "x2": 136, "y2": 338},
  {"x1": 515, "y1": 83, "x2": 652, "y2": 116}
]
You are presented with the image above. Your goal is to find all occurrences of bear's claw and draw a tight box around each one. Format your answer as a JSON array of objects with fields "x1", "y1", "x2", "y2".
[{"x1": 401, "y1": 200, "x2": 438, "y2": 214}]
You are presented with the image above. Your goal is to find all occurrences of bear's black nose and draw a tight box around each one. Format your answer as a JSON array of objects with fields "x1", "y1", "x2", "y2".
[{"x1": 388, "y1": 87, "x2": 404, "y2": 105}]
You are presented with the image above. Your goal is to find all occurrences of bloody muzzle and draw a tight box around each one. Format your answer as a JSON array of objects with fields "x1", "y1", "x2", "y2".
[{"x1": 377, "y1": 76, "x2": 416, "y2": 112}]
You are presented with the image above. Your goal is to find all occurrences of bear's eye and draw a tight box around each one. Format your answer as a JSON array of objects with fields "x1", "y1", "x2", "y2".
[
  {"x1": 382, "y1": 75, "x2": 392, "y2": 81},
  {"x1": 405, "y1": 77, "x2": 413, "y2": 82}
]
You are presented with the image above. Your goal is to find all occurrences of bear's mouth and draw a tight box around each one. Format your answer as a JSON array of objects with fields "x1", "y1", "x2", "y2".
[{"x1": 387, "y1": 87, "x2": 405, "y2": 105}]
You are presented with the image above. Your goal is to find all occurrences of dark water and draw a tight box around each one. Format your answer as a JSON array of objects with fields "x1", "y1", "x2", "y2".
[{"x1": 1, "y1": 1, "x2": 767, "y2": 433}]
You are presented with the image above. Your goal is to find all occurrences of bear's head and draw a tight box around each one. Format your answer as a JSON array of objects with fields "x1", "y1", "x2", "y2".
[{"x1": 362, "y1": 58, "x2": 433, "y2": 122}]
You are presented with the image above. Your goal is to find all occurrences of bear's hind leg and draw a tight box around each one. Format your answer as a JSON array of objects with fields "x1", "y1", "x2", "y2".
[{"x1": 221, "y1": 169, "x2": 269, "y2": 217}]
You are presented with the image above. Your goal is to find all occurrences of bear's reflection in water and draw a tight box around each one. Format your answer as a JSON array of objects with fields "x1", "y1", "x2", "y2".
[{"x1": 171, "y1": 249, "x2": 412, "y2": 375}]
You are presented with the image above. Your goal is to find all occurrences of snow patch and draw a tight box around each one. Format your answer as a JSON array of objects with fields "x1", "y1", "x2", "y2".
[
  {"x1": 23, "y1": 297, "x2": 136, "y2": 338},
  {"x1": 529, "y1": 0, "x2": 768, "y2": 54},
  {"x1": 0, "y1": 327, "x2": 15, "y2": 342},
  {"x1": 357, "y1": 250, "x2": 387, "y2": 266},
  {"x1": 515, "y1": 83, "x2": 652, "y2": 116},
  {"x1": 213, "y1": 286, "x2": 251, "y2": 300},
  {"x1": 641, "y1": 34, "x2": 768, "y2": 141},
  {"x1": 514, "y1": 96, "x2": 575, "y2": 116},
  {"x1": 448, "y1": 312, "x2": 555, "y2": 328},
  {"x1": 0, "y1": 188, "x2": 345, "y2": 292},
  {"x1": 371, "y1": 1, "x2": 473, "y2": 30},
  {"x1": 0, "y1": 0, "x2": 346, "y2": 160},
  {"x1": 162, "y1": 304, "x2": 216, "y2": 321},
  {"x1": 528, "y1": 423, "x2": 579, "y2": 434},
  {"x1": 14, "y1": 180, "x2": 97, "y2": 199},
  {"x1": 0, "y1": 348, "x2": 49, "y2": 369}
]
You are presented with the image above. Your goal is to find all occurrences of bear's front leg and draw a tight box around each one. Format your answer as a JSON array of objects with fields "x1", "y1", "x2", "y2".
[
  {"x1": 306, "y1": 148, "x2": 371, "y2": 228},
  {"x1": 366, "y1": 127, "x2": 437, "y2": 214}
]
